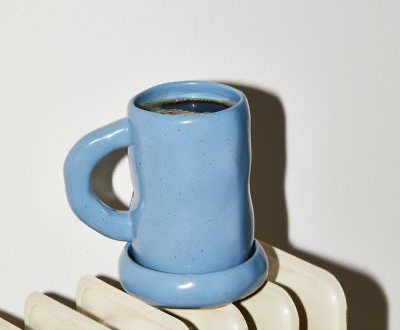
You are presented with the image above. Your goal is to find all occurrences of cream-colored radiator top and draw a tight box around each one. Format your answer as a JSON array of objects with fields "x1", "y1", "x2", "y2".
[{"x1": 1, "y1": 242, "x2": 347, "y2": 330}]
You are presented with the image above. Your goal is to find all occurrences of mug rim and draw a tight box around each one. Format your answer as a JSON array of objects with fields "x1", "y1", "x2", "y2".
[{"x1": 128, "y1": 81, "x2": 245, "y2": 118}]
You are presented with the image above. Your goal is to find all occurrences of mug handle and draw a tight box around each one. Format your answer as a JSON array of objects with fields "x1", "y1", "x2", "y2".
[{"x1": 64, "y1": 119, "x2": 133, "y2": 242}]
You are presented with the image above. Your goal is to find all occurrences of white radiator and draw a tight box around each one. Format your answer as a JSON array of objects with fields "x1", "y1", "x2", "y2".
[{"x1": 0, "y1": 242, "x2": 347, "y2": 330}]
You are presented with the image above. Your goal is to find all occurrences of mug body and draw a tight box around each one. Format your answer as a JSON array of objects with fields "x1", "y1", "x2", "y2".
[{"x1": 127, "y1": 81, "x2": 254, "y2": 274}]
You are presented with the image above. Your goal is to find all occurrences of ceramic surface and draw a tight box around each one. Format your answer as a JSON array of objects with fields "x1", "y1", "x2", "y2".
[
  {"x1": 165, "y1": 304, "x2": 248, "y2": 330},
  {"x1": 77, "y1": 275, "x2": 248, "y2": 330},
  {"x1": 238, "y1": 281, "x2": 299, "y2": 330},
  {"x1": 64, "y1": 81, "x2": 255, "y2": 274},
  {"x1": 22, "y1": 239, "x2": 347, "y2": 330},
  {"x1": 76, "y1": 275, "x2": 299, "y2": 330},
  {"x1": 119, "y1": 240, "x2": 267, "y2": 308},
  {"x1": 24, "y1": 293, "x2": 109, "y2": 330},
  {"x1": 77, "y1": 275, "x2": 188, "y2": 330},
  {"x1": 64, "y1": 81, "x2": 267, "y2": 307},
  {"x1": 262, "y1": 242, "x2": 347, "y2": 330}
]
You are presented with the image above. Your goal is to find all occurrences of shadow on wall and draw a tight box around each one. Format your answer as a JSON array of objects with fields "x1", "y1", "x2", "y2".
[
  {"x1": 90, "y1": 84, "x2": 388, "y2": 330},
  {"x1": 227, "y1": 83, "x2": 388, "y2": 330},
  {"x1": 0, "y1": 311, "x2": 24, "y2": 328}
]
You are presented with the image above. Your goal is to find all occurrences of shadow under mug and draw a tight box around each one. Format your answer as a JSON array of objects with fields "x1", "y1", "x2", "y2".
[{"x1": 64, "y1": 81, "x2": 256, "y2": 275}]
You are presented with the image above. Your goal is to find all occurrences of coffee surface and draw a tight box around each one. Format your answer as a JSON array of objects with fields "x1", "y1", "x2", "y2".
[{"x1": 139, "y1": 99, "x2": 233, "y2": 115}]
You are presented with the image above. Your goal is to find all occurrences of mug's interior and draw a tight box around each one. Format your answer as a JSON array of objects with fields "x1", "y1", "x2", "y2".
[{"x1": 133, "y1": 81, "x2": 242, "y2": 115}]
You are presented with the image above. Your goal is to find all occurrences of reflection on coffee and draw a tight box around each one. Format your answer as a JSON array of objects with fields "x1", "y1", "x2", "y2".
[{"x1": 139, "y1": 99, "x2": 233, "y2": 115}]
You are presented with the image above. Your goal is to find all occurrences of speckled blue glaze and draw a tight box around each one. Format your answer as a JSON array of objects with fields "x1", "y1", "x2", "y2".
[
  {"x1": 119, "y1": 240, "x2": 268, "y2": 308},
  {"x1": 64, "y1": 81, "x2": 268, "y2": 307}
]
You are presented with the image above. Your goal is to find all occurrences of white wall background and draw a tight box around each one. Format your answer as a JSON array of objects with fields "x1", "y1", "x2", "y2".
[{"x1": 0, "y1": 0, "x2": 398, "y2": 329}]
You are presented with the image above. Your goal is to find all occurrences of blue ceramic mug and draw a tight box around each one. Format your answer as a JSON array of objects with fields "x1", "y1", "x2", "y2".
[{"x1": 64, "y1": 81, "x2": 257, "y2": 275}]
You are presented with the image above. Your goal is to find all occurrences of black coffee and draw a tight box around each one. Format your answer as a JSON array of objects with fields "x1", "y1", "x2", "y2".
[{"x1": 139, "y1": 99, "x2": 233, "y2": 115}]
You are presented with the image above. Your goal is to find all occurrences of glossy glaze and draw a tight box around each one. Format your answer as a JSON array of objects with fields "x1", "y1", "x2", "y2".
[
  {"x1": 64, "y1": 119, "x2": 132, "y2": 241},
  {"x1": 76, "y1": 275, "x2": 299, "y2": 330},
  {"x1": 64, "y1": 81, "x2": 256, "y2": 273},
  {"x1": 119, "y1": 240, "x2": 268, "y2": 308},
  {"x1": 76, "y1": 276, "x2": 189, "y2": 330},
  {"x1": 64, "y1": 81, "x2": 268, "y2": 307}
]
